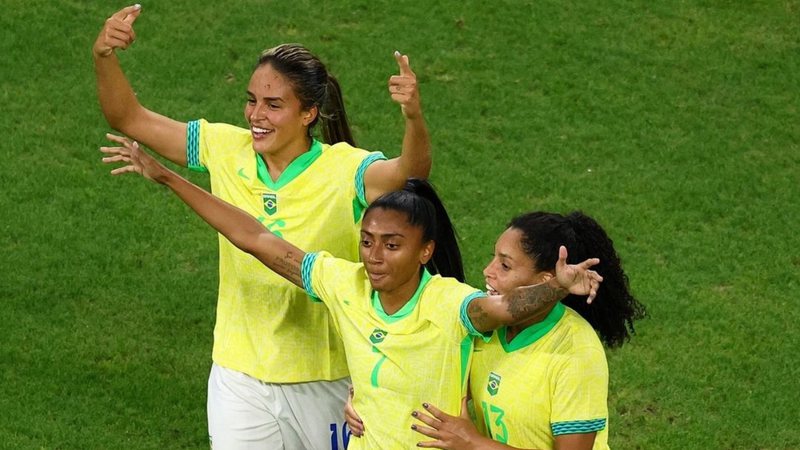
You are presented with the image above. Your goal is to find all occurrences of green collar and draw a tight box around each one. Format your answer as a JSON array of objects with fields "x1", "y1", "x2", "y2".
[
  {"x1": 371, "y1": 269, "x2": 432, "y2": 324},
  {"x1": 499, "y1": 302, "x2": 566, "y2": 353},
  {"x1": 256, "y1": 139, "x2": 323, "y2": 190}
]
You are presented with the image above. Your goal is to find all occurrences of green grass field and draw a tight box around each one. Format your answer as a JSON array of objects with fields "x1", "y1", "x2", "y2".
[{"x1": 2, "y1": 0, "x2": 798, "y2": 448}]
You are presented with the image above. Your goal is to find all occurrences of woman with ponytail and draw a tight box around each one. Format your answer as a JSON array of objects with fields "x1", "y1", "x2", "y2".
[
  {"x1": 94, "y1": 5, "x2": 432, "y2": 449},
  {"x1": 101, "y1": 135, "x2": 603, "y2": 449},
  {"x1": 404, "y1": 212, "x2": 646, "y2": 450}
]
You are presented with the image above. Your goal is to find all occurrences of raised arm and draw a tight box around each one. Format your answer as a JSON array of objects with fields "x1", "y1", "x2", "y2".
[
  {"x1": 363, "y1": 52, "x2": 432, "y2": 203},
  {"x1": 467, "y1": 247, "x2": 603, "y2": 333},
  {"x1": 101, "y1": 134, "x2": 305, "y2": 286},
  {"x1": 93, "y1": 5, "x2": 188, "y2": 165}
]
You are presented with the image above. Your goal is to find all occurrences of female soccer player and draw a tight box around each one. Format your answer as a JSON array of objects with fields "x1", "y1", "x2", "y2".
[
  {"x1": 94, "y1": 5, "x2": 432, "y2": 449},
  {"x1": 396, "y1": 212, "x2": 646, "y2": 450},
  {"x1": 100, "y1": 135, "x2": 604, "y2": 449}
]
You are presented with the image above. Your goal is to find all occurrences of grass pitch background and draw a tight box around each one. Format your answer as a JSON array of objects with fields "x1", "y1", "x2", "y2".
[{"x1": 1, "y1": 1, "x2": 798, "y2": 448}]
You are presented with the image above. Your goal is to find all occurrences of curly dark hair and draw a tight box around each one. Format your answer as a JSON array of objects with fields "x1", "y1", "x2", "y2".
[{"x1": 508, "y1": 211, "x2": 646, "y2": 348}]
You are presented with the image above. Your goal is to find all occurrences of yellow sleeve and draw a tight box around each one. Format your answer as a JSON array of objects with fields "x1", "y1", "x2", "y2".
[
  {"x1": 185, "y1": 119, "x2": 250, "y2": 173},
  {"x1": 300, "y1": 251, "x2": 363, "y2": 305}
]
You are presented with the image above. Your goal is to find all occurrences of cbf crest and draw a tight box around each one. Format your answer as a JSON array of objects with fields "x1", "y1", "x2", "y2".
[
  {"x1": 487, "y1": 372, "x2": 502, "y2": 396},
  {"x1": 369, "y1": 328, "x2": 388, "y2": 345},
  {"x1": 262, "y1": 193, "x2": 277, "y2": 216}
]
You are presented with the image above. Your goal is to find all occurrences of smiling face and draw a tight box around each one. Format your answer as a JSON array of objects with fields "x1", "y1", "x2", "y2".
[
  {"x1": 244, "y1": 63, "x2": 317, "y2": 157},
  {"x1": 359, "y1": 208, "x2": 434, "y2": 300},
  {"x1": 483, "y1": 227, "x2": 550, "y2": 296}
]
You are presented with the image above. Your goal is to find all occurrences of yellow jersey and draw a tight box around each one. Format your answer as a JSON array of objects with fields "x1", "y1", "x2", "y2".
[
  {"x1": 187, "y1": 119, "x2": 385, "y2": 382},
  {"x1": 301, "y1": 251, "x2": 487, "y2": 449},
  {"x1": 471, "y1": 303, "x2": 610, "y2": 449}
]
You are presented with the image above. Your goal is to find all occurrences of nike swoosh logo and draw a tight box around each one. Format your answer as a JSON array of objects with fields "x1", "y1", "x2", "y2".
[{"x1": 237, "y1": 168, "x2": 250, "y2": 180}]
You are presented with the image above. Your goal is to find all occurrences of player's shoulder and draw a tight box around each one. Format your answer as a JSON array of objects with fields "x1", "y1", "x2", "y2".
[
  {"x1": 194, "y1": 119, "x2": 248, "y2": 134},
  {"x1": 546, "y1": 307, "x2": 604, "y2": 356},
  {"x1": 197, "y1": 120, "x2": 251, "y2": 146},
  {"x1": 422, "y1": 275, "x2": 481, "y2": 305},
  {"x1": 312, "y1": 252, "x2": 367, "y2": 284},
  {"x1": 323, "y1": 141, "x2": 367, "y2": 154},
  {"x1": 320, "y1": 141, "x2": 377, "y2": 164}
]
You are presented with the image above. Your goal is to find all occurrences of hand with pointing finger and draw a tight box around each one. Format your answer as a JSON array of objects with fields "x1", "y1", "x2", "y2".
[
  {"x1": 93, "y1": 4, "x2": 142, "y2": 58},
  {"x1": 554, "y1": 246, "x2": 603, "y2": 304},
  {"x1": 388, "y1": 51, "x2": 422, "y2": 120}
]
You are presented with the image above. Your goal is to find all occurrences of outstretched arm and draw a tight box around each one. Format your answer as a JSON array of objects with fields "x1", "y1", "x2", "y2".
[
  {"x1": 363, "y1": 51, "x2": 432, "y2": 203},
  {"x1": 467, "y1": 247, "x2": 603, "y2": 333},
  {"x1": 93, "y1": 5, "x2": 188, "y2": 165},
  {"x1": 101, "y1": 134, "x2": 305, "y2": 286}
]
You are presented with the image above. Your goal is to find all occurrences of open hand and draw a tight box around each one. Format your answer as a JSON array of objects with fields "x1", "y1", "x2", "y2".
[
  {"x1": 101, "y1": 133, "x2": 169, "y2": 183},
  {"x1": 93, "y1": 4, "x2": 142, "y2": 57},
  {"x1": 388, "y1": 51, "x2": 421, "y2": 120}
]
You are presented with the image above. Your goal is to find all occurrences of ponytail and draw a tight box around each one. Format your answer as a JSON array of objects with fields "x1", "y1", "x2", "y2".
[
  {"x1": 509, "y1": 211, "x2": 646, "y2": 348},
  {"x1": 366, "y1": 179, "x2": 465, "y2": 282},
  {"x1": 320, "y1": 74, "x2": 356, "y2": 147}
]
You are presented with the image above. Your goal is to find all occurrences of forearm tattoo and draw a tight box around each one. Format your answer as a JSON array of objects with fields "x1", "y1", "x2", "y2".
[
  {"x1": 468, "y1": 300, "x2": 494, "y2": 332},
  {"x1": 505, "y1": 283, "x2": 568, "y2": 321},
  {"x1": 270, "y1": 251, "x2": 303, "y2": 286},
  {"x1": 468, "y1": 283, "x2": 569, "y2": 331}
]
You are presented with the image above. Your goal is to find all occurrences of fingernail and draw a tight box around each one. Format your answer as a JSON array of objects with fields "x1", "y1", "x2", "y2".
[
  {"x1": 394, "y1": 50, "x2": 400, "y2": 57},
  {"x1": 134, "y1": 4, "x2": 141, "y2": 9},
  {"x1": 422, "y1": 403, "x2": 429, "y2": 409},
  {"x1": 411, "y1": 411, "x2": 417, "y2": 417},
  {"x1": 410, "y1": 424, "x2": 416, "y2": 430}
]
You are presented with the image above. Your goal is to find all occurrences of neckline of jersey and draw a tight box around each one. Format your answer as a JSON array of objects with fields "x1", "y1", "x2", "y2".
[
  {"x1": 371, "y1": 269, "x2": 433, "y2": 324},
  {"x1": 255, "y1": 139, "x2": 324, "y2": 190},
  {"x1": 499, "y1": 302, "x2": 566, "y2": 353}
]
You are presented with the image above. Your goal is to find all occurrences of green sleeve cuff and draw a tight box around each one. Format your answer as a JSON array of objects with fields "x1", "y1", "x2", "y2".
[
  {"x1": 186, "y1": 120, "x2": 208, "y2": 172},
  {"x1": 301, "y1": 252, "x2": 322, "y2": 302},
  {"x1": 459, "y1": 291, "x2": 492, "y2": 341},
  {"x1": 551, "y1": 418, "x2": 607, "y2": 436},
  {"x1": 354, "y1": 152, "x2": 387, "y2": 206}
]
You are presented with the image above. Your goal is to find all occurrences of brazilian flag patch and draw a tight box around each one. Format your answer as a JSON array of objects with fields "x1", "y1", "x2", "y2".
[
  {"x1": 262, "y1": 193, "x2": 277, "y2": 215},
  {"x1": 369, "y1": 328, "x2": 388, "y2": 345},
  {"x1": 487, "y1": 371, "x2": 502, "y2": 396}
]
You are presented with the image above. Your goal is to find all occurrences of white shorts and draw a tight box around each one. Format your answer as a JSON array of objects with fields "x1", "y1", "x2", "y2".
[{"x1": 207, "y1": 363, "x2": 352, "y2": 450}]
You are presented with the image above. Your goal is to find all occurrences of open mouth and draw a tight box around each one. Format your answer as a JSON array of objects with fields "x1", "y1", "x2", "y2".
[
  {"x1": 251, "y1": 126, "x2": 274, "y2": 138},
  {"x1": 486, "y1": 283, "x2": 499, "y2": 296}
]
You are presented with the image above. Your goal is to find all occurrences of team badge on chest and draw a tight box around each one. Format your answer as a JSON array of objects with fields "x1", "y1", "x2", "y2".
[
  {"x1": 369, "y1": 328, "x2": 388, "y2": 345},
  {"x1": 262, "y1": 193, "x2": 277, "y2": 215},
  {"x1": 487, "y1": 371, "x2": 502, "y2": 396}
]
